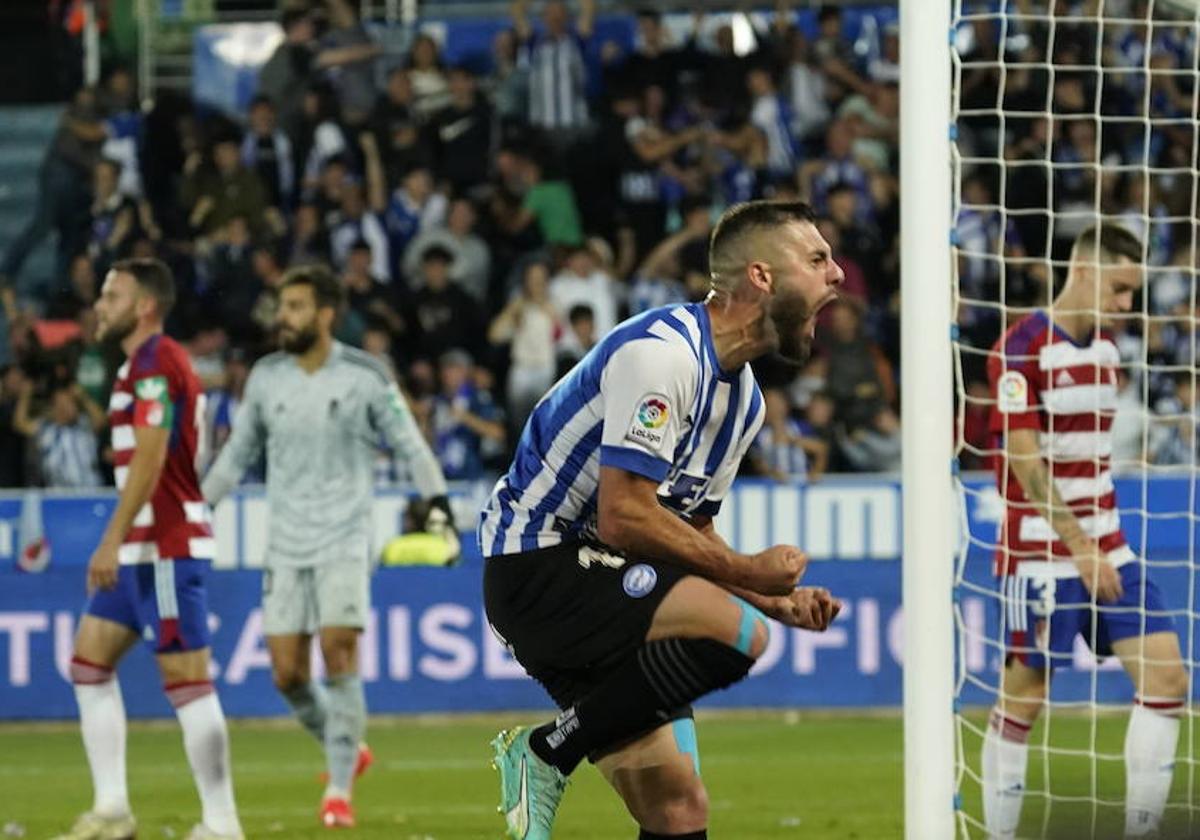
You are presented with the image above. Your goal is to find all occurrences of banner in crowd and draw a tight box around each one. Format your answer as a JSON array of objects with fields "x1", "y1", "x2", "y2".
[{"x1": 1, "y1": 476, "x2": 1196, "y2": 719}]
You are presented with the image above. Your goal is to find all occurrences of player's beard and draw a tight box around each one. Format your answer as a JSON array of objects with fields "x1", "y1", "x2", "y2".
[
  {"x1": 96, "y1": 307, "x2": 137, "y2": 351},
  {"x1": 279, "y1": 320, "x2": 319, "y2": 354},
  {"x1": 767, "y1": 287, "x2": 815, "y2": 366}
]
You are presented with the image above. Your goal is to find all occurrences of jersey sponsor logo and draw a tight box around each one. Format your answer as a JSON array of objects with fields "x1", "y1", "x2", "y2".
[
  {"x1": 626, "y1": 394, "x2": 670, "y2": 448},
  {"x1": 622, "y1": 563, "x2": 658, "y2": 598},
  {"x1": 996, "y1": 371, "x2": 1029, "y2": 414},
  {"x1": 1055, "y1": 370, "x2": 1075, "y2": 387}
]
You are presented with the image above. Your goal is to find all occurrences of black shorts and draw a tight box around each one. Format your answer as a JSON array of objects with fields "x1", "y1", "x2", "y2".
[{"x1": 483, "y1": 539, "x2": 689, "y2": 710}]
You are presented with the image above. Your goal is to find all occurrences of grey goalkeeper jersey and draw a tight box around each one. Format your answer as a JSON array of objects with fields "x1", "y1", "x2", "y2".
[{"x1": 202, "y1": 342, "x2": 447, "y2": 566}]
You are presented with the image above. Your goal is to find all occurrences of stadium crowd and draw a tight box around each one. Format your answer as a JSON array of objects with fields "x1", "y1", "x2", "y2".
[{"x1": 0, "y1": 0, "x2": 1195, "y2": 492}]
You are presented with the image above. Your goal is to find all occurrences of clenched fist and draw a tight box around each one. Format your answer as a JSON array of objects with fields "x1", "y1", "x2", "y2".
[
  {"x1": 772, "y1": 587, "x2": 842, "y2": 631},
  {"x1": 742, "y1": 545, "x2": 808, "y2": 596}
]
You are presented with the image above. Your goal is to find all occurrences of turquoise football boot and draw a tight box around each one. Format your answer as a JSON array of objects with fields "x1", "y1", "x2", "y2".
[{"x1": 491, "y1": 726, "x2": 568, "y2": 840}]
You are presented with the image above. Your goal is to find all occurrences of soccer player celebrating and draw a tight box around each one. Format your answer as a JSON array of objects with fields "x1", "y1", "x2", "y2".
[
  {"x1": 202, "y1": 264, "x2": 456, "y2": 828},
  {"x1": 982, "y1": 225, "x2": 1188, "y2": 840},
  {"x1": 55, "y1": 259, "x2": 243, "y2": 840},
  {"x1": 481, "y1": 200, "x2": 844, "y2": 840}
]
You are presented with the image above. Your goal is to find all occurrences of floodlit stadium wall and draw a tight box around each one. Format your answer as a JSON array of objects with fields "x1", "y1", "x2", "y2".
[{"x1": 1, "y1": 476, "x2": 1197, "y2": 719}]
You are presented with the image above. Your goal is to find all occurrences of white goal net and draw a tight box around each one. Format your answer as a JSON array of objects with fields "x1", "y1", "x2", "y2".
[{"x1": 950, "y1": 1, "x2": 1199, "y2": 838}]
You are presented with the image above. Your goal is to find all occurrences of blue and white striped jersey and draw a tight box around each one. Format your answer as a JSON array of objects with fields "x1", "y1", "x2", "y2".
[{"x1": 479, "y1": 302, "x2": 766, "y2": 557}]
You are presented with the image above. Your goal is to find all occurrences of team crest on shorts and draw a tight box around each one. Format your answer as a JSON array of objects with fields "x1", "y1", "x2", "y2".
[{"x1": 622, "y1": 563, "x2": 658, "y2": 598}]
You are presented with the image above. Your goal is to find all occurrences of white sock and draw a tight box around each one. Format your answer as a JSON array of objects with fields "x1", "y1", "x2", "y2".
[
  {"x1": 171, "y1": 685, "x2": 242, "y2": 836},
  {"x1": 982, "y1": 709, "x2": 1032, "y2": 840},
  {"x1": 1124, "y1": 698, "x2": 1183, "y2": 838},
  {"x1": 73, "y1": 669, "x2": 131, "y2": 818}
]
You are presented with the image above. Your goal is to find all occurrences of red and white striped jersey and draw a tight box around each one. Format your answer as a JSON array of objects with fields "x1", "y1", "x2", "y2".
[
  {"x1": 108, "y1": 334, "x2": 214, "y2": 565},
  {"x1": 987, "y1": 310, "x2": 1132, "y2": 576}
]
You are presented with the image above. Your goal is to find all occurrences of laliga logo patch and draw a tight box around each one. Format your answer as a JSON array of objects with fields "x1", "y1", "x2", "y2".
[
  {"x1": 638, "y1": 398, "x2": 669, "y2": 429},
  {"x1": 996, "y1": 371, "x2": 1029, "y2": 414},
  {"x1": 626, "y1": 393, "x2": 670, "y2": 448},
  {"x1": 622, "y1": 563, "x2": 658, "y2": 598}
]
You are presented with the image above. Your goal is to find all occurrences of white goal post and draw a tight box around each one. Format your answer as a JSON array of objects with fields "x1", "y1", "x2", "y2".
[
  {"x1": 900, "y1": 0, "x2": 956, "y2": 838},
  {"x1": 915, "y1": 1, "x2": 1200, "y2": 838}
]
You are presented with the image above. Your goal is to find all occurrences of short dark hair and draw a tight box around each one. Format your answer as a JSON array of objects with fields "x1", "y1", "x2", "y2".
[
  {"x1": 818, "y1": 4, "x2": 842, "y2": 23},
  {"x1": 708, "y1": 200, "x2": 818, "y2": 290},
  {"x1": 111, "y1": 257, "x2": 176, "y2": 319},
  {"x1": 568, "y1": 304, "x2": 594, "y2": 323},
  {"x1": 422, "y1": 244, "x2": 454, "y2": 265},
  {"x1": 281, "y1": 264, "x2": 344, "y2": 311},
  {"x1": 280, "y1": 7, "x2": 310, "y2": 31},
  {"x1": 1072, "y1": 223, "x2": 1143, "y2": 265},
  {"x1": 826, "y1": 181, "x2": 857, "y2": 200},
  {"x1": 249, "y1": 93, "x2": 274, "y2": 111}
]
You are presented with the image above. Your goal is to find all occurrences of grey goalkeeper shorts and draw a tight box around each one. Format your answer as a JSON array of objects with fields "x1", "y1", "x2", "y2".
[{"x1": 261, "y1": 555, "x2": 371, "y2": 636}]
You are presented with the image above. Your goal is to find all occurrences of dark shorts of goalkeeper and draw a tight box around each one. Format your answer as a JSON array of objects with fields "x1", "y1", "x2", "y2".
[
  {"x1": 483, "y1": 538, "x2": 693, "y2": 725},
  {"x1": 1000, "y1": 561, "x2": 1175, "y2": 671}
]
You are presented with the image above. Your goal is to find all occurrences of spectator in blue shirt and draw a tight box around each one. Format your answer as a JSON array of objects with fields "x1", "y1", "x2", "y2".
[{"x1": 431, "y1": 349, "x2": 505, "y2": 480}]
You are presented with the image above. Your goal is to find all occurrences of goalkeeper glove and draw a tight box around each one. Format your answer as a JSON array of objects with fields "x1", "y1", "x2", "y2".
[
  {"x1": 424, "y1": 494, "x2": 461, "y2": 565},
  {"x1": 380, "y1": 495, "x2": 461, "y2": 567}
]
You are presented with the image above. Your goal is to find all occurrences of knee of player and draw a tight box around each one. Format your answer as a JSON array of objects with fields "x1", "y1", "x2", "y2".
[
  {"x1": 272, "y1": 665, "x2": 308, "y2": 693},
  {"x1": 1154, "y1": 663, "x2": 1190, "y2": 701},
  {"x1": 728, "y1": 596, "x2": 771, "y2": 660},
  {"x1": 655, "y1": 780, "x2": 709, "y2": 833},
  {"x1": 746, "y1": 617, "x2": 771, "y2": 660},
  {"x1": 68, "y1": 654, "x2": 115, "y2": 686},
  {"x1": 320, "y1": 643, "x2": 358, "y2": 677}
]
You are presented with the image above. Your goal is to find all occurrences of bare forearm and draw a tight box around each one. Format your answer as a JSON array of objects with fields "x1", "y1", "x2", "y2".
[
  {"x1": 315, "y1": 44, "x2": 379, "y2": 68},
  {"x1": 1011, "y1": 456, "x2": 1089, "y2": 550},
  {"x1": 602, "y1": 505, "x2": 742, "y2": 585},
  {"x1": 103, "y1": 449, "x2": 164, "y2": 545},
  {"x1": 459, "y1": 412, "x2": 505, "y2": 442},
  {"x1": 723, "y1": 582, "x2": 788, "y2": 617},
  {"x1": 13, "y1": 394, "x2": 35, "y2": 436},
  {"x1": 695, "y1": 521, "x2": 789, "y2": 615},
  {"x1": 81, "y1": 398, "x2": 107, "y2": 432}
]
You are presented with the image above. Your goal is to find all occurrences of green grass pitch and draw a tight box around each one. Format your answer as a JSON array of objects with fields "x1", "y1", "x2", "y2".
[{"x1": 1, "y1": 712, "x2": 1197, "y2": 839}]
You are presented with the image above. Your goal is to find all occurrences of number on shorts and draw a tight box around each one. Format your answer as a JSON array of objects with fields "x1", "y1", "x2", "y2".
[{"x1": 1029, "y1": 577, "x2": 1057, "y2": 618}]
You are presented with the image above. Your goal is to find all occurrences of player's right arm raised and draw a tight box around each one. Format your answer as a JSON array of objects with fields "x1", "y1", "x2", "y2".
[
  {"x1": 201, "y1": 365, "x2": 267, "y2": 507},
  {"x1": 1006, "y1": 427, "x2": 1122, "y2": 602}
]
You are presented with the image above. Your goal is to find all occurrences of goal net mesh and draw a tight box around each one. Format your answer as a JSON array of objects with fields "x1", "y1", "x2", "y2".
[{"x1": 950, "y1": 1, "x2": 1199, "y2": 837}]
